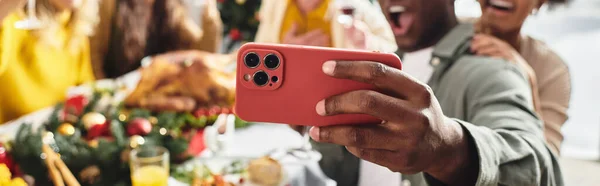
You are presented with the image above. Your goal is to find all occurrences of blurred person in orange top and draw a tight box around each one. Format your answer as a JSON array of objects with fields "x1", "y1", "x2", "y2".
[
  {"x1": 90, "y1": 0, "x2": 223, "y2": 79},
  {"x1": 471, "y1": 0, "x2": 572, "y2": 154},
  {"x1": 255, "y1": 0, "x2": 397, "y2": 52},
  {"x1": 0, "y1": 0, "x2": 98, "y2": 123}
]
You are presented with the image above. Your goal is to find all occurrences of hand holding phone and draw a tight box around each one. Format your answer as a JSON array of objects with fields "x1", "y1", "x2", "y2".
[{"x1": 234, "y1": 43, "x2": 402, "y2": 126}]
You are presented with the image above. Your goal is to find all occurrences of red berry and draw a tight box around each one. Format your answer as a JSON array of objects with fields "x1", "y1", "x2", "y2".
[
  {"x1": 0, "y1": 145, "x2": 16, "y2": 174},
  {"x1": 194, "y1": 108, "x2": 208, "y2": 118},
  {"x1": 229, "y1": 29, "x2": 242, "y2": 41},
  {"x1": 63, "y1": 95, "x2": 88, "y2": 117},
  {"x1": 87, "y1": 124, "x2": 107, "y2": 140},
  {"x1": 127, "y1": 118, "x2": 152, "y2": 136},
  {"x1": 221, "y1": 107, "x2": 231, "y2": 115},
  {"x1": 208, "y1": 106, "x2": 221, "y2": 116}
]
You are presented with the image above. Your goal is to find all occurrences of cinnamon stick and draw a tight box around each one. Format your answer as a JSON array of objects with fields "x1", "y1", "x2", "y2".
[
  {"x1": 42, "y1": 144, "x2": 81, "y2": 186},
  {"x1": 53, "y1": 154, "x2": 81, "y2": 186},
  {"x1": 43, "y1": 145, "x2": 65, "y2": 186}
]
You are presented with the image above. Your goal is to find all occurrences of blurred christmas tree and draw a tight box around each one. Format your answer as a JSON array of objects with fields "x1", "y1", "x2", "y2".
[{"x1": 218, "y1": 0, "x2": 262, "y2": 53}]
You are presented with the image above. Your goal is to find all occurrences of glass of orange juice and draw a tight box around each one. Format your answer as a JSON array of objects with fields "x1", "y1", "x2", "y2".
[{"x1": 130, "y1": 146, "x2": 170, "y2": 186}]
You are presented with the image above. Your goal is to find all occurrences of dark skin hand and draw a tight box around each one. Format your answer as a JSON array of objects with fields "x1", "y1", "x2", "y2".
[{"x1": 309, "y1": 61, "x2": 479, "y2": 185}]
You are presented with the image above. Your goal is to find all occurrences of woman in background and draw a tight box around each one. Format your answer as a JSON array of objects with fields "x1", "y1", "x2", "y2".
[
  {"x1": 471, "y1": 0, "x2": 572, "y2": 154},
  {"x1": 90, "y1": 0, "x2": 223, "y2": 79},
  {"x1": 255, "y1": 0, "x2": 397, "y2": 52},
  {"x1": 0, "y1": 0, "x2": 98, "y2": 123}
]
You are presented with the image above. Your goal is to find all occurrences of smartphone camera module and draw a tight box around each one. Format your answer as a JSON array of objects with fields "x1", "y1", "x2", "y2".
[
  {"x1": 264, "y1": 54, "x2": 280, "y2": 69},
  {"x1": 244, "y1": 52, "x2": 260, "y2": 68},
  {"x1": 253, "y1": 71, "x2": 270, "y2": 86}
]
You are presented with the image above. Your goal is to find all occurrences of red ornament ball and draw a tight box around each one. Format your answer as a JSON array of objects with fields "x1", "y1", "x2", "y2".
[
  {"x1": 209, "y1": 106, "x2": 221, "y2": 116},
  {"x1": 0, "y1": 143, "x2": 16, "y2": 175},
  {"x1": 221, "y1": 107, "x2": 231, "y2": 115},
  {"x1": 229, "y1": 29, "x2": 242, "y2": 41},
  {"x1": 63, "y1": 95, "x2": 88, "y2": 117},
  {"x1": 87, "y1": 123, "x2": 108, "y2": 140},
  {"x1": 81, "y1": 112, "x2": 107, "y2": 129},
  {"x1": 193, "y1": 108, "x2": 208, "y2": 117},
  {"x1": 127, "y1": 118, "x2": 152, "y2": 136}
]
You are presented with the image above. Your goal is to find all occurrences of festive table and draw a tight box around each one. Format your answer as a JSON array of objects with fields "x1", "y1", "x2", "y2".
[{"x1": 0, "y1": 70, "x2": 336, "y2": 186}]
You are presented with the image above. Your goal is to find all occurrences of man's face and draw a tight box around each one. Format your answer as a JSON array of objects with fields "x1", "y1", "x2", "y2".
[{"x1": 380, "y1": 0, "x2": 454, "y2": 52}]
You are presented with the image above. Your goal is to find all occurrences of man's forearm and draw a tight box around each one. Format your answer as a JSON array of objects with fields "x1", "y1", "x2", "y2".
[{"x1": 426, "y1": 118, "x2": 479, "y2": 186}]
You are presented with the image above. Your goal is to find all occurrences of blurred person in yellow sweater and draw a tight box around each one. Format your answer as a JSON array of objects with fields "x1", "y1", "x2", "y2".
[{"x1": 0, "y1": 0, "x2": 98, "y2": 123}]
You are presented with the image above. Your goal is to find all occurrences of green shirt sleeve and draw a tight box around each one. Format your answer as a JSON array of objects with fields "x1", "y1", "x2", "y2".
[{"x1": 427, "y1": 63, "x2": 563, "y2": 186}]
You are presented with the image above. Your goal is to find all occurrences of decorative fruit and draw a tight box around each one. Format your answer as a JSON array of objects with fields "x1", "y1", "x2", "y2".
[
  {"x1": 81, "y1": 112, "x2": 107, "y2": 129},
  {"x1": 193, "y1": 108, "x2": 208, "y2": 117},
  {"x1": 87, "y1": 139, "x2": 99, "y2": 148},
  {"x1": 207, "y1": 115, "x2": 218, "y2": 124},
  {"x1": 127, "y1": 118, "x2": 152, "y2": 136},
  {"x1": 0, "y1": 144, "x2": 15, "y2": 176},
  {"x1": 63, "y1": 94, "x2": 88, "y2": 117},
  {"x1": 221, "y1": 107, "x2": 231, "y2": 115},
  {"x1": 229, "y1": 28, "x2": 242, "y2": 41},
  {"x1": 149, "y1": 116, "x2": 158, "y2": 125},
  {"x1": 208, "y1": 106, "x2": 221, "y2": 116},
  {"x1": 87, "y1": 124, "x2": 108, "y2": 140},
  {"x1": 129, "y1": 135, "x2": 146, "y2": 149},
  {"x1": 0, "y1": 164, "x2": 24, "y2": 186},
  {"x1": 1, "y1": 164, "x2": 11, "y2": 185},
  {"x1": 87, "y1": 125, "x2": 107, "y2": 140},
  {"x1": 57, "y1": 123, "x2": 76, "y2": 136},
  {"x1": 9, "y1": 177, "x2": 26, "y2": 186}
]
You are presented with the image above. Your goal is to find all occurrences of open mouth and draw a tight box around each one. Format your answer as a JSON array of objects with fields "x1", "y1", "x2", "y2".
[
  {"x1": 487, "y1": 0, "x2": 515, "y2": 12},
  {"x1": 387, "y1": 5, "x2": 413, "y2": 36}
]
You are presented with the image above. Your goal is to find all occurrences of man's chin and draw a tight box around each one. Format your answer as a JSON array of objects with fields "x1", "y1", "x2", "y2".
[{"x1": 395, "y1": 39, "x2": 421, "y2": 53}]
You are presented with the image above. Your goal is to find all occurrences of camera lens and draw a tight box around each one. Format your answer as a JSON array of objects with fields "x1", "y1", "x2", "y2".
[
  {"x1": 264, "y1": 54, "x2": 280, "y2": 69},
  {"x1": 244, "y1": 52, "x2": 260, "y2": 68},
  {"x1": 253, "y1": 71, "x2": 269, "y2": 86}
]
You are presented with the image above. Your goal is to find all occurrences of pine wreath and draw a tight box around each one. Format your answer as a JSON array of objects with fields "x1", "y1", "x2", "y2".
[{"x1": 8, "y1": 85, "x2": 250, "y2": 186}]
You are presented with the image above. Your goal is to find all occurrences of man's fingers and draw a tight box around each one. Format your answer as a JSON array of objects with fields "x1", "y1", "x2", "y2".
[
  {"x1": 475, "y1": 46, "x2": 506, "y2": 59},
  {"x1": 309, "y1": 125, "x2": 401, "y2": 150},
  {"x1": 316, "y1": 90, "x2": 426, "y2": 124},
  {"x1": 322, "y1": 61, "x2": 430, "y2": 102},
  {"x1": 470, "y1": 35, "x2": 495, "y2": 51}
]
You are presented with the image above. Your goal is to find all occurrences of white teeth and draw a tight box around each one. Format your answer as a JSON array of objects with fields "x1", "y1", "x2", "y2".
[
  {"x1": 489, "y1": 0, "x2": 514, "y2": 9},
  {"x1": 389, "y1": 5, "x2": 406, "y2": 13}
]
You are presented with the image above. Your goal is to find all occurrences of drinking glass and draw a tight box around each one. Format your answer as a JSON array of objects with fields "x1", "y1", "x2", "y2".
[
  {"x1": 14, "y1": 0, "x2": 43, "y2": 30},
  {"x1": 130, "y1": 146, "x2": 170, "y2": 186},
  {"x1": 290, "y1": 126, "x2": 322, "y2": 161}
]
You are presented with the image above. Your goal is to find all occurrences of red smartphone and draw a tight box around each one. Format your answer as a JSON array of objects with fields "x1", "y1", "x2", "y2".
[{"x1": 234, "y1": 43, "x2": 402, "y2": 126}]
